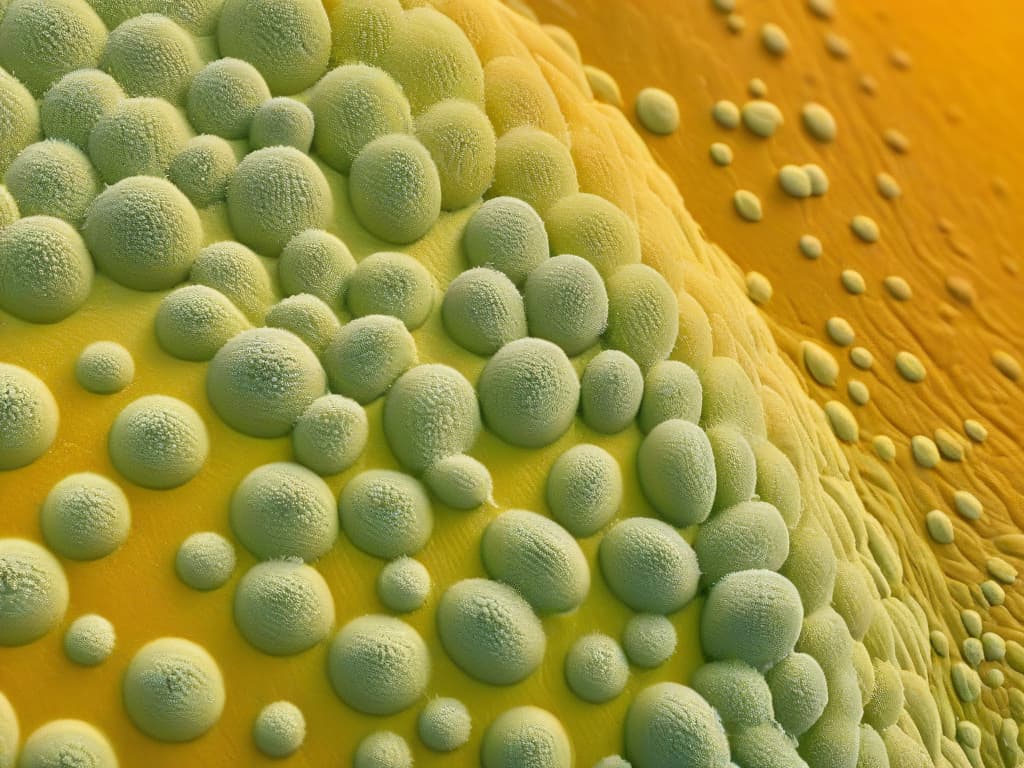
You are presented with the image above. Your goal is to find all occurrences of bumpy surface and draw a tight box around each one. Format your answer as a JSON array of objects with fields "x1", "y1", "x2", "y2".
[
  {"x1": 546, "y1": 444, "x2": 622, "y2": 537},
  {"x1": 441, "y1": 267, "x2": 526, "y2": 356},
  {"x1": 377, "y1": 556, "x2": 431, "y2": 613},
  {"x1": 4, "y1": 139, "x2": 99, "y2": 225},
  {"x1": 17, "y1": 719, "x2": 117, "y2": 768},
  {"x1": 252, "y1": 701, "x2": 305, "y2": 758},
  {"x1": 291, "y1": 393, "x2": 367, "y2": 476},
  {"x1": 339, "y1": 469, "x2": 433, "y2": 559},
  {"x1": 418, "y1": 697, "x2": 472, "y2": 753},
  {"x1": 625, "y1": 682, "x2": 730, "y2": 768},
  {"x1": 0, "y1": 538, "x2": 68, "y2": 646},
  {"x1": 63, "y1": 613, "x2": 116, "y2": 666},
  {"x1": 108, "y1": 394, "x2": 209, "y2": 489},
  {"x1": 75, "y1": 341, "x2": 134, "y2": 394},
  {"x1": 322, "y1": 314, "x2": 417, "y2": 403},
  {"x1": 347, "y1": 251, "x2": 435, "y2": 330},
  {"x1": 481, "y1": 706, "x2": 571, "y2": 768},
  {"x1": 40, "y1": 472, "x2": 130, "y2": 560},
  {"x1": 175, "y1": 532, "x2": 236, "y2": 591},
  {"x1": 462, "y1": 196, "x2": 549, "y2": 286}
]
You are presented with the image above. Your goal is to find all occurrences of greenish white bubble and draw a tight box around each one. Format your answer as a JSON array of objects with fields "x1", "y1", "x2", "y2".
[
  {"x1": 233, "y1": 558, "x2": 335, "y2": 655},
  {"x1": 824, "y1": 400, "x2": 858, "y2": 442},
  {"x1": 108, "y1": 394, "x2": 208, "y2": 489},
  {"x1": 324, "y1": 315, "x2": 417, "y2": 404},
  {"x1": 292, "y1": 394, "x2": 367, "y2": 477},
  {"x1": 40, "y1": 472, "x2": 130, "y2": 560},
  {"x1": 265, "y1": 294, "x2": 340, "y2": 356},
  {"x1": 190, "y1": 240, "x2": 273, "y2": 322},
  {"x1": 167, "y1": 134, "x2": 238, "y2": 209},
  {"x1": 377, "y1": 556, "x2": 430, "y2": 613},
  {"x1": 339, "y1": 469, "x2": 433, "y2": 559},
  {"x1": 695, "y1": 500, "x2": 789, "y2": 586},
  {"x1": 745, "y1": 271, "x2": 772, "y2": 304},
  {"x1": 804, "y1": 164, "x2": 829, "y2": 196},
  {"x1": 690, "y1": 659, "x2": 774, "y2": 729},
  {"x1": 442, "y1": 267, "x2": 527, "y2": 356},
  {"x1": 0, "y1": 66, "x2": 38, "y2": 176},
  {"x1": 423, "y1": 454, "x2": 492, "y2": 510},
  {"x1": 741, "y1": 100, "x2": 783, "y2": 138},
  {"x1": 253, "y1": 701, "x2": 305, "y2": 759},
  {"x1": 799, "y1": 234, "x2": 822, "y2": 259},
  {"x1": 0, "y1": 363, "x2": 59, "y2": 470},
  {"x1": 249, "y1": 97, "x2": 315, "y2": 152},
  {"x1": 462, "y1": 195, "x2": 549, "y2": 286},
  {"x1": 564, "y1": 633, "x2": 629, "y2": 704},
  {"x1": 482, "y1": 707, "x2": 571, "y2": 768},
  {"x1": 186, "y1": 58, "x2": 270, "y2": 140},
  {"x1": 733, "y1": 189, "x2": 762, "y2": 222},
  {"x1": 635, "y1": 87, "x2": 679, "y2": 135},
  {"x1": 712, "y1": 99, "x2": 739, "y2": 129},
  {"x1": 175, "y1": 532, "x2": 235, "y2": 592},
  {"x1": 122, "y1": 637, "x2": 225, "y2": 742},
  {"x1": 625, "y1": 682, "x2": 730, "y2": 768},
  {"x1": 706, "y1": 425, "x2": 756, "y2": 511},
  {"x1": 354, "y1": 731, "x2": 413, "y2": 768},
  {"x1": 5, "y1": 139, "x2": 99, "y2": 225},
  {"x1": 545, "y1": 192, "x2": 642, "y2": 279},
  {"x1": 328, "y1": 0, "x2": 401, "y2": 66},
  {"x1": 765, "y1": 651, "x2": 828, "y2": 736},
  {"x1": 76, "y1": 341, "x2": 134, "y2": 395},
  {"x1": 155, "y1": 285, "x2": 250, "y2": 362},
  {"x1": 347, "y1": 250, "x2": 435, "y2": 329},
  {"x1": 851, "y1": 214, "x2": 880, "y2": 243},
  {"x1": 801, "y1": 102, "x2": 837, "y2": 142},
  {"x1": 639, "y1": 360, "x2": 702, "y2": 433},
  {"x1": 415, "y1": 98, "x2": 496, "y2": 211},
  {"x1": 622, "y1": 613, "x2": 676, "y2": 669},
  {"x1": 231, "y1": 462, "x2": 337, "y2": 562},
  {"x1": 487, "y1": 126, "x2": 578, "y2": 215},
  {"x1": 709, "y1": 142, "x2": 733, "y2": 166},
  {"x1": 637, "y1": 418, "x2": 716, "y2": 527},
  {"x1": 101, "y1": 13, "x2": 200, "y2": 102},
  {"x1": 418, "y1": 697, "x2": 471, "y2": 753},
  {"x1": 579, "y1": 349, "x2": 644, "y2": 434},
  {"x1": 840, "y1": 269, "x2": 865, "y2": 294},
  {"x1": 524, "y1": 254, "x2": 609, "y2": 356},
  {"x1": 753, "y1": 441, "x2": 801, "y2": 527},
  {"x1": 863, "y1": 658, "x2": 904, "y2": 729},
  {"x1": 63, "y1": 614, "x2": 115, "y2": 666},
  {"x1": 436, "y1": 577, "x2": 545, "y2": 686},
  {"x1": 778, "y1": 165, "x2": 811, "y2": 199},
  {"x1": 953, "y1": 489, "x2": 982, "y2": 520},
  {"x1": 0, "y1": 538, "x2": 68, "y2": 646},
  {"x1": 328, "y1": 614, "x2": 429, "y2": 715},
  {"x1": 17, "y1": 719, "x2": 117, "y2": 768},
  {"x1": 546, "y1": 444, "x2": 621, "y2": 538},
  {"x1": 605, "y1": 263, "x2": 679, "y2": 371},
  {"x1": 279, "y1": 229, "x2": 356, "y2": 309},
  {"x1": 207, "y1": 327, "x2": 327, "y2": 438},
  {"x1": 895, "y1": 350, "x2": 926, "y2": 382}
]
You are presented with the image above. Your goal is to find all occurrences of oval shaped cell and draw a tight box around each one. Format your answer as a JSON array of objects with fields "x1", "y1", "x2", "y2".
[
  {"x1": 481, "y1": 509, "x2": 590, "y2": 615},
  {"x1": 0, "y1": 691, "x2": 16, "y2": 768},
  {"x1": 328, "y1": 614, "x2": 430, "y2": 715},
  {"x1": 524, "y1": 254, "x2": 609, "y2": 356},
  {"x1": 463, "y1": 195, "x2": 549, "y2": 286},
  {"x1": 265, "y1": 294, "x2": 340, "y2": 356},
  {"x1": 442, "y1": 267, "x2": 527, "y2": 356},
  {"x1": 167, "y1": 134, "x2": 238, "y2": 209},
  {"x1": 122, "y1": 637, "x2": 225, "y2": 742},
  {"x1": 377, "y1": 556, "x2": 431, "y2": 613},
  {"x1": 599, "y1": 517, "x2": 699, "y2": 615},
  {"x1": 416, "y1": 99, "x2": 496, "y2": 211},
  {"x1": 0, "y1": 538, "x2": 69, "y2": 646},
  {"x1": 436, "y1": 578, "x2": 546, "y2": 686},
  {"x1": 234, "y1": 559, "x2": 335, "y2": 655},
  {"x1": 40, "y1": 472, "x2": 130, "y2": 560},
  {"x1": 695, "y1": 500, "x2": 790, "y2": 586},
  {"x1": 292, "y1": 394, "x2": 368, "y2": 476},
  {"x1": 279, "y1": 229, "x2": 356, "y2": 309},
  {"x1": 636, "y1": 418, "x2": 716, "y2": 527},
  {"x1": 622, "y1": 613, "x2": 677, "y2": 669},
  {"x1": 84, "y1": 175, "x2": 202, "y2": 291},
  {"x1": 347, "y1": 251, "x2": 435, "y2": 329},
  {"x1": 250, "y1": 96, "x2": 315, "y2": 152},
  {"x1": 0, "y1": 67, "x2": 38, "y2": 176},
  {"x1": 175, "y1": 532, "x2": 236, "y2": 591},
  {"x1": 108, "y1": 395, "x2": 208, "y2": 490},
  {"x1": 383, "y1": 364, "x2": 481, "y2": 473},
  {"x1": 253, "y1": 701, "x2": 305, "y2": 759},
  {"x1": 701, "y1": 568, "x2": 803, "y2": 671},
  {"x1": 488, "y1": 126, "x2": 579, "y2": 215},
  {"x1": 155, "y1": 285, "x2": 250, "y2": 362},
  {"x1": 217, "y1": 0, "x2": 330, "y2": 95},
  {"x1": 339, "y1": 469, "x2": 433, "y2": 559},
  {"x1": 206, "y1": 327, "x2": 327, "y2": 438},
  {"x1": 39, "y1": 68, "x2": 122, "y2": 150},
  {"x1": 419, "y1": 697, "x2": 471, "y2": 753},
  {"x1": 0, "y1": 0, "x2": 106, "y2": 98},
  {"x1": 565, "y1": 633, "x2": 629, "y2": 704},
  {"x1": 638, "y1": 360, "x2": 702, "y2": 433},
  {"x1": 190, "y1": 240, "x2": 274, "y2": 322},
  {"x1": 706, "y1": 425, "x2": 757, "y2": 511},
  {"x1": 545, "y1": 193, "x2": 641, "y2": 279},
  {"x1": 17, "y1": 719, "x2": 117, "y2": 768},
  {"x1": 379, "y1": 7, "x2": 484, "y2": 115},
  {"x1": 605, "y1": 263, "x2": 679, "y2": 371},
  {"x1": 579, "y1": 350, "x2": 644, "y2": 434},
  {"x1": 231, "y1": 462, "x2": 337, "y2": 562},
  {"x1": 226, "y1": 146, "x2": 331, "y2": 256},
  {"x1": 478, "y1": 337, "x2": 580, "y2": 449},
  {"x1": 423, "y1": 454, "x2": 492, "y2": 510},
  {"x1": 766, "y1": 651, "x2": 828, "y2": 737},
  {"x1": 354, "y1": 731, "x2": 412, "y2": 768},
  {"x1": 625, "y1": 682, "x2": 730, "y2": 768},
  {"x1": 328, "y1": 0, "x2": 401, "y2": 66},
  {"x1": 483, "y1": 55, "x2": 567, "y2": 140},
  {"x1": 186, "y1": 57, "x2": 270, "y2": 139},
  {"x1": 323, "y1": 315, "x2": 417, "y2": 404},
  {"x1": 730, "y1": 723, "x2": 808, "y2": 768},
  {"x1": 309, "y1": 63, "x2": 412, "y2": 174},
  {"x1": 0, "y1": 364, "x2": 58, "y2": 470},
  {"x1": 102, "y1": 13, "x2": 200, "y2": 103},
  {"x1": 349, "y1": 134, "x2": 442, "y2": 244},
  {"x1": 63, "y1": 613, "x2": 116, "y2": 666},
  {"x1": 5, "y1": 139, "x2": 99, "y2": 225},
  {"x1": 482, "y1": 707, "x2": 571, "y2": 768},
  {"x1": 690, "y1": 659, "x2": 774, "y2": 729},
  {"x1": 780, "y1": 525, "x2": 836, "y2": 614},
  {"x1": 753, "y1": 441, "x2": 802, "y2": 528},
  {"x1": 699, "y1": 356, "x2": 767, "y2": 440},
  {"x1": 76, "y1": 341, "x2": 134, "y2": 395},
  {"x1": 87, "y1": 97, "x2": 189, "y2": 184},
  {"x1": 546, "y1": 444, "x2": 622, "y2": 538},
  {"x1": 0, "y1": 215, "x2": 93, "y2": 323}
]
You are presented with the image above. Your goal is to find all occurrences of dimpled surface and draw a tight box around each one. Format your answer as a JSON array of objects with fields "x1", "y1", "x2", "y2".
[
  {"x1": 695, "y1": 500, "x2": 790, "y2": 585},
  {"x1": 150, "y1": 0, "x2": 224, "y2": 36},
  {"x1": 249, "y1": 97, "x2": 314, "y2": 152},
  {"x1": 175, "y1": 532, "x2": 235, "y2": 591},
  {"x1": 418, "y1": 697, "x2": 471, "y2": 752},
  {"x1": 40, "y1": 472, "x2": 130, "y2": 560},
  {"x1": 701, "y1": 569, "x2": 803, "y2": 670},
  {"x1": 780, "y1": 525, "x2": 836, "y2": 613},
  {"x1": 545, "y1": 193, "x2": 641, "y2": 279},
  {"x1": 339, "y1": 469, "x2": 433, "y2": 559},
  {"x1": 625, "y1": 682, "x2": 730, "y2": 768},
  {"x1": 605, "y1": 263, "x2": 679, "y2": 371},
  {"x1": 564, "y1": 632, "x2": 629, "y2": 703},
  {"x1": 707, "y1": 426, "x2": 756, "y2": 511},
  {"x1": 108, "y1": 395, "x2": 209, "y2": 489},
  {"x1": 765, "y1": 651, "x2": 828, "y2": 736},
  {"x1": 639, "y1": 360, "x2": 703, "y2": 433},
  {"x1": 354, "y1": 731, "x2": 413, "y2": 768},
  {"x1": 0, "y1": 538, "x2": 68, "y2": 646},
  {"x1": 377, "y1": 556, "x2": 431, "y2": 613},
  {"x1": 348, "y1": 251, "x2": 435, "y2": 330},
  {"x1": 478, "y1": 338, "x2": 580, "y2": 448},
  {"x1": 122, "y1": 637, "x2": 225, "y2": 742},
  {"x1": 488, "y1": 126, "x2": 578, "y2": 215},
  {"x1": 546, "y1": 444, "x2": 622, "y2": 538},
  {"x1": 0, "y1": 364, "x2": 58, "y2": 470},
  {"x1": 524, "y1": 254, "x2": 608, "y2": 356},
  {"x1": 327, "y1": 615, "x2": 430, "y2": 715},
  {"x1": 442, "y1": 267, "x2": 527, "y2": 356},
  {"x1": 253, "y1": 701, "x2": 305, "y2": 758},
  {"x1": 155, "y1": 285, "x2": 250, "y2": 362},
  {"x1": 690, "y1": 659, "x2": 774, "y2": 729},
  {"x1": 481, "y1": 508, "x2": 590, "y2": 614},
  {"x1": 0, "y1": 67, "x2": 38, "y2": 176},
  {"x1": 226, "y1": 146, "x2": 331, "y2": 256},
  {"x1": 217, "y1": 0, "x2": 330, "y2": 95},
  {"x1": 0, "y1": 215, "x2": 93, "y2": 323},
  {"x1": 328, "y1": 0, "x2": 401, "y2": 66},
  {"x1": 0, "y1": 185, "x2": 18, "y2": 228},
  {"x1": 436, "y1": 577, "x2": 545, "y2": 685},
  {"x1": 622, "y1": 613, "x2": 677, "y2": 668},
  {"x1": 323, "y1": 315, "x2": 417, "y2": 404},
  {"x1": 309, "y1": 64, "x2": 412, "y2": 175},
  {"x1": 753, "y1": 441, "x2": 802, "y2": 528},
  {"x1": 422, "y1": 453, "x2": 492, "y2": 510},
  {"x1": 5, "y1": 139, "x2": 99, "y2": 225},
  {"x1": 39, "y1": 68, "x2": 122, "y2": 150},
  {"x1": 84, "y1": 175, "x2": 202, "y2": 291},
  {"x1": 75, "y1": 341, "x2": 134, "y2": 394},
  {"x1": 348, "y1": 134, "x2": 442, "y2": 245},
  {"x1": 167, "y1": 134, "x2": 238, "y2": 209},
  {"x1": 206, "y1": 327, "x2": 327, "y2": 438},
  {"x1": 637, "y1": 418, "x2": 716, "y2": 527},
  {"x1": 186, "y1": 58, "x2": 270, "y2": 140},
  {"x1": 265, "y1": 294, "x2": 340, "y2": 356},
  {"x1": 599, "y1": 517, "x2": 699, "y2": 614},
  {"x1": 415, "y1": 99, "x2": 496, "y2": 210},
  {"x1": 292, "y1": 394, "x2": 368, "y2": 476},
  {"x1": 63, "y1": 613, "x2": 116, "y2": 666},
  {"x1": 230, "y1": 462, "x2": 337, "y2": 562},
  {"x1": 102, "y1": 14, "x2": 200, "y2": 104},
  {"x1": 579, "y1": 350, "x2": 644, "y2": 434},
  {"x1": 481, "y1": 706, "x2": 572, "y2": 768},
  {"x1": 17, "y1": 719, "x2": 117, "y2": 768},
  {"x1": 463, "y1": 196, "x2": 549, "y2": 286},
  {"x1": 88, "y1": 97, "x2": 189, "y2": 184},
  {"x1": 190, "y1": 241, "x2": 273, "y2": 322},
  {"x1": 279, "y1": 229, "x2": 356, "y2": 309},
  {"x1": 729, "y1": 723, "x2": 807, "y2": 768},
  {"x1": 233, "y1": 559, "x2": 335, "y2": 655}
]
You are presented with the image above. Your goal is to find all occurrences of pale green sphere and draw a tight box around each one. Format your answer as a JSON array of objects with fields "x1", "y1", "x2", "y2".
[
  {"x1": 765, "y1": 651, "x2": 828, "y2": 737},
  {"x1": 101, "y1": 13, "x2": 200, "y2": 104},
  {"x1": 377, "y1": 556, "x2": 431, "y2": 613},
  {"x1": 108, "y1": 395, "x2": 209, "y2": 489},
  {"x1": 4, "y1": 139, "x2": 99, "y2": 225},
  {"x1": 604, "y1": 263, "x2": 679, "y2": 371},
  {"x1": 636, "y1": 418, "x2": 716, "y2": 527},
  {"x1": 347, "y1": 250, "x2": 435, "y2": 330},
  {"x1": 75, "y1": 341, "x2": 134, "y2": 395},
  {"x1": 190, "y1": 240, "x2": 274, "y2": 321},
  {"x1": 689, "y1": 659, "x2": 774, "y2": 729},
  {"x1": 17, "y1": 719, "x2": 117, "y2": 768},
  {"x1": 253, "y1": 701, "x2": 305, "y2": 759},
  {"x1": 564, "y1": 633, "x2": 629, "y2": 703},
  {"x1": 622, "y1": 613, "x2": 677, "y2": 669},
  {"x1": 0, "y1": 184, "x2": 19, "y2": 228},
  {"x1": 339, "y1": 469, "x2": 433, "y2": 559},
  {"x1": 706, "y1": 425, "x2": 757, "y2": 512},
  {"x1": 249, "y1": 96, "x2": 315, "y2": 152},
  {"x1": 323, "y1": 314, "x2": 417, "y2": 404},
  {"x1": 462, "y1": 195, "x2": 549, "y2": 286},
  {"x1": 694, "y1": 500, "x2": 789, "y2": 586},
  {"x1": 547, "y1": 444, "x2": 622, "y2": 538},
  {"x1": 545, "y1": 192, "x2": 642, "y2": 278},
  {"x1": 186, "y1": 57, "x2": 270, "y2": 140},
  {"x1": 87, "y1": 97, "x2": 190, "y2": 184},
  {"x1": 40, "y1": 68, "x2": 123, "y2": 150},
  {"x1": 482, "y1": 707, "x2": 571, "y2": 768},
  {"x1": 638, "y1": 360, "x2": 702, "y2": 433},
  {"x1": 328, "y1": 0, "x2": 401, "y2": 66},
  {"x1": 487, "y1": 126, "x2": 578, "y2": 215},
  {"x1": 292, "y1": 394, "x2": 368, "y2": 476},
  {"x1": 418, "y1": 697, "x2": 471, "y2": 753},
  {"x1": 63, "y1": 614, "x2": 116, "y2": 666},
  {"x1": 415, "y1": 98, "x2": 495, "y2": 210},
  {"x1": 154, "y1": 285, "x2": 250, "y2": 362},
  {"x1": 79, "y1": 0, "x2": 147, "y2": 32},
  {"x1": 580, "y1": 350, "x2": 644, "y2": 434},
  {"x1": 265, "y1": 293, "x2": 341, "y2": 356},
  {"x1": 524, "y1": 253, "x2": 609, "y2": 356},
  {"x1": 422, "y1": 453, "x2": 492, "y2": 510},
  {"x1": 279, "y1": 229, "x2": 356, "y2": 309},
  {"x1": 625, "y1": 683, "x2": 729, "y2": 768},
  {"x1": 0, "y1": 66, "x2": 39, "y2": 176},
  {"x1": 354, "y1": 731, "x2": 413, "y2": 768},
  {"x1": 0, "y1": 538, "x2": 68, "y2": 646},
  {"x1": 441, "y1": 267, "x2": 527, "y2": 356},
  {"x1": 175, "y1": 531, "x2": 236, "y2": 591},
  {"x1": 0, "y1": 363, "x2": 58, "y2": 470},
  {"x1": 167, "y1": 134, "x2": 238, "y2": 209},
  {"x1": 40, "y1": 472, "x2": 130, "y2": 560}
]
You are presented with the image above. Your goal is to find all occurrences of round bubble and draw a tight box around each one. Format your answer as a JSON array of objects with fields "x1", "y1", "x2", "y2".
[
  {"x1": 5, "y1": 139, "x2": 99, "y2": 225},
  {"x1": 690, "y1": 659, "x2": 774, "y2": 729},
  {"x1": 63, "y1": 614, "x2": 116, "y2": 666},
  {"x1": 605, "y1": 264, "x2": 679, "y2": 371},
  {"x1": 423, "y1": 454, "x2": 492, "y2": 510},
  {"x1": 17, "y1": 719, "x2": 117, "y2": 768},
  {"x1": 253, "y1": 701, "x2": 305, "y2": 759},
  {"x1": 40, "y1": 68, "x2": 123, "y2": 150},
  {"x1": 250, "y1": 96, "x2": 315, "y2": 152},
  {"x1": 101, "y1": 13, "x2": 200, "y2": 103},
  {"x1": 625, "y1": 682, "x2": 730, "y2": 768},
  {"x1": 765, "y1": 651, "x2": 828, "y2": 737},
  {"x1": 347, "y1": 251, "x2": 435, "y2": 330},
  {"x1": 190, "y1": 240, "x2": 274, "y2": 322},
  {"x1": 41, "y1": 472, "x2": 130, "y2": 560},
  {"x1": 546, "y1": 444, "x2": 622, "y2": 538},
  {"x1": 580, "y1": 350, "x2": 644, "y2": 434},
  {"x1": 75, "y1": 341, "x2": 134, "y2": 395},
  {"x1": 780, "y1": 525, "x2": 836, "y2": 614},
  {"x1": 175, "y1": 532, "x2": 236, "y2": 591},
  {"x1": 419, "y1": 697, "x2": 471, "y2": 753},
  {"x1": 328, "y1": 0, "x2": 401, "y2": 66},
  {"x1": 622, "y1": 613, "x2": 677, "y2": 669},
  {"x1": 377, "y1": 556, "x2": 431, "y2": 613},
  {"x1": 339, "y1": 469, "x2": 433, "y2": 559},
  {"x1": 524, "y1": 254, "x2": 609, "y2": 356},
  {"x1": 545, "y1": 192, "x2": 641, "y2": 279},
  {"x1": 0, "y1": 538, "x2": 69, "y2": 646},
  {"x1": 639, "y1": 360, "x2": 702, "y2": 433},
  {"x1": 279, "y1": 229, "x2": 356, "y2": 309},
  {"x1": 0, "y1": 364, "x2": 58, "y2": 470},
  {"x1": 415, "y1": 98, "x2": 496, "y2": 210},
  {"x1": 155, "y1": 285, "x2": 250, "y2": 362},
  {"x1": 323, "y1": 315, "x2": 417, "y2": 404},
  {"x1": 0, "y1": 67, "x2": 38, "y2": 176},
  {"x1": 292, "y1": 394, "x2": 368, "y2": 476},
  {"x1": 109, "y1": 395, "x2": 208, "y2": 489},
  {"x1": 167, "y1": 134, "x2": 238, "y2": 209},
  {"x1": 637, "y1": 418, "x2": 716, "y2": 527},
  {"x1": 482, "y1": 707, "x2": 571, "y2": 768},
  {"x1": 265, "y1": 293, "x2": 340, "y2": 356},
  {"x1": 694, "y1": 499, "x2": 789, "y2": 586},
  {"x1": 753, "y1": 441, "x2": 802, "y2": 528},
  {"x1": 463, "y1": 195, "x2": 549, "y2": 286},
  {"x1": 186, "y1": 57, "x2": 270, "y2": 139},
  {"x1": 707, "y1": 425, "x2": 756, "y2": 511},
  {"x1": 699, "y1": 356, "x2": 767, "y2": 440},
  {"x1": 87, "y1": 96, "x2": 189, "y2": 183},
  {"x1": 354, "y1": 731, "x2": 412, "y2": 768},
  {"x1": 565, "y1": 633, "x2": 629, "y2": 703},
  {"x1": 488, "y1": 126, "x2": 578, "y2": 215},
  {"x1": 442, "y1": 267, "x2": 527, "y2": 356}
]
